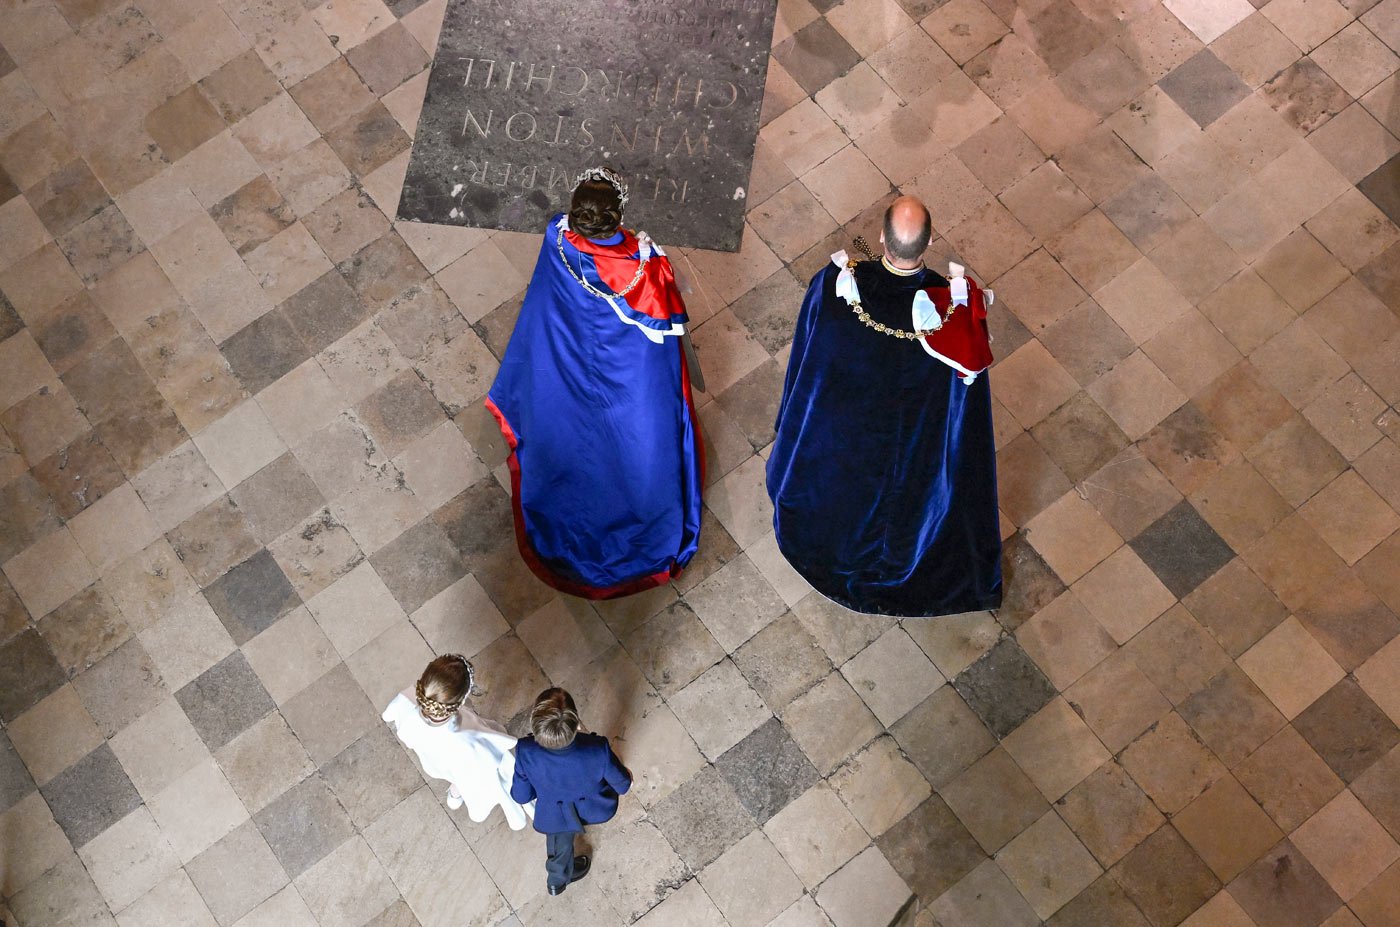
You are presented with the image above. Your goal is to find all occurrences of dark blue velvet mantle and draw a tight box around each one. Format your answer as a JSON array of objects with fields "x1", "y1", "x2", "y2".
[{"x1": 766, "y1": 260, "x2": 1003, "y2": 618}]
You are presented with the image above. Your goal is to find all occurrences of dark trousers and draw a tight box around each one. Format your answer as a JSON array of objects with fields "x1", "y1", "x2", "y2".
[{"x1": 545, "y1": 831, "x2": 576, "y2": 888}]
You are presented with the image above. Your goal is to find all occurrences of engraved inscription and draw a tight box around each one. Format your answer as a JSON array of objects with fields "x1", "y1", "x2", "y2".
[{"x1": 397, "y1": 0, "x2": 778, "y2": 251}]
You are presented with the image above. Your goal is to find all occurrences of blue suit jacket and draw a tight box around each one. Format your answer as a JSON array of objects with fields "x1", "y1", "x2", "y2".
[{"x1": 510, "y1": 732, "x2": 632, "y2": 834}]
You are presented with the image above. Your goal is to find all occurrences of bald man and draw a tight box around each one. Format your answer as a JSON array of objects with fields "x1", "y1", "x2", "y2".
[{"x1": 765, "y1": 196, "x2": 1001, "y2": 617}]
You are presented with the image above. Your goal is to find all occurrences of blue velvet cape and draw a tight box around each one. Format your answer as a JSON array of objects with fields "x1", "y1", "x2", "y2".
[
  {"x1": 486, "y1": 218, "x2": 702, "y2": 598},
  {"x1": 767, "y1": 260, "x2": 1002, "y2": 617}
]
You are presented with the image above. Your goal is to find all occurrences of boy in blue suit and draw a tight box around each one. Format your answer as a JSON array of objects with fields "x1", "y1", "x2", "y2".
[{"x1": 510, "y1": 687, "x2": 633, "y2": 895}]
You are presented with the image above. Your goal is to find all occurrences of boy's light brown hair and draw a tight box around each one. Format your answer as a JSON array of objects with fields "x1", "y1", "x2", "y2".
[{"x1": 530, "y1": 688, "x2": 580, "y2": 750}]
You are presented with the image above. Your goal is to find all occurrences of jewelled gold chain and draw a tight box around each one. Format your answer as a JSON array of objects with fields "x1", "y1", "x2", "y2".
[{"x1": 844, "y1": 260, "x2": 954, "y2": 339}]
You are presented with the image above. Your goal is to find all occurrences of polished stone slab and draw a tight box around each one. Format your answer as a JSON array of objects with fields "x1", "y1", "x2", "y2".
[{"x1": 398, "y1": 0, "x2": 778, "y2": 250}]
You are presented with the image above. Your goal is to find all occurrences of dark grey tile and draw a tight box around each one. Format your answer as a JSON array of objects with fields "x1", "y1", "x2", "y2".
[
  {"x1": 28, "y1": 158, "x2": 110, "y2": 238},
  {"x1": 1130, "y1": 501, "x2": 1235, "y2": 599},
  {"x1": 354, "y1": 370, "x2": 445, "y2": 457},
  {"x1": 253, "y1": 774, "x2": 356, "y2": 878},
  {"x1": 56, "y1": 204, "x2": 144, "y2": 285},
  {"x1": 229, "y1": 453, "x2": 327, "y2": 545},
  {"x1": 1047, "y1": 874, "x2": 1151, "y2": 927},
  {"x1": 211, "y1": 175, "x2": 295, "y2": 255},
  {"x1": 471, "y1": 543, "x2": 555, "y2": 625},
  {"x1": 39, "y1": 742, "x2": 141, "y2": 847},
  {"x1": 647, "y1": 764, "x2": 756, "y2": 870},
  {"x1": 203, "y1": 549, "x2": 301, "y2": 645},
  {"x1": 370, "y1": 516, "x2": 468, "y2": 613},
  {"x1": 715, "y1": 359, "x2": 784, "y2": 450},
  {"x1": 0, "y1": 730, "x2": 36, "y2": 814},
  {"x1": 1030, "y1": 393, "x2": 1131, "y2": 485},
  {"x1": 877, "y1": 796, "x2": 986, "y2": 905},
  {"x1": 176, "y1": 651, "x2": 276, "y2": 751},
  {"x1": 1109, "y1": 824, "x2": 1219, "y2": 927},
  {"x1": 169, "y1": 495, "x2": 261, "y2": 588},
  {"x1": 772, "y1": 18, "x2": 861, "y2": 96},
  {"x1": 0, "y1": 286, "x2": 23, "y2": 340},
  {"x1": 891, "y1": 686, "x2": 996, "y2": 788},
  {"x1": 1158, "y1": 50, "x2": 1251, "y2": 128},
  {"x1": 1294, "y1": 678, "x2": 1400, "y2": 783},
  {"x1": 321, "y1": 724, "x2": 422, "y2": 828},
  {"x1": 219, "y1": 309, "x2": 311, "y2": 394},
  {"x1": 324, "y1": 102, "x2": 410, "y2": 176},
  {"x1": 31, "y1": 430, "x2": 127, "y2": 520},
  {"x1": 1179, "y1": 666, "x2": 1285, "y2": 768},
  {"x1": 431, "y1": 478, "x2": 513, "y2": 572},
  {"x1": 71, "y1": 638, "x2": 169, "y2": 738},
  {"x1": 471, "y1": 292, "x2": 523, "y2": 363},
  {"x1": 0, "y1": 572, "x2": 26, "y2": 646},
  {"x1": 1359, "y1": 153, "x2": 1400, "y2": 227},
  {"x1": 1228, "y1": 840, "x2": 1342, "y2": 927},
  {"x1": 0, "y1": 473, "x2": 63, "y2": 563},
  {"x1": 1102, "y1": 174, "x2": 1196, "y2": 253},
  {"x1": 997, "y1": 532, "x2": 1067, "y2": 631},
  {"x1": 337, "y1": 229, "x2": 430, "y2": 313},
  {"x1": 953, "y1": 637, "x2": 1057, "y2": 739},
  {"x1": 715, "y1": 718, "x2": 818, "y2": 824},
  {"x1": 279, "y1": 270, "x2": 372, "y2": 355},
  {"x1": 0, "y1": 628, "x2": 66, "y2": 722}
]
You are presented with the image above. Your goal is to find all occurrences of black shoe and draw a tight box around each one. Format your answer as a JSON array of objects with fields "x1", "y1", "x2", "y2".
[{"x1": 547, "y1": 856, "x2": 592, "y2": 895}]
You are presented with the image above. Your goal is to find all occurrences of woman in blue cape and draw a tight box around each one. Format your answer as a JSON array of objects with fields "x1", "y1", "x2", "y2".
[{"x1": 486, "y1": 168, "x2": 703, "y2": 599}]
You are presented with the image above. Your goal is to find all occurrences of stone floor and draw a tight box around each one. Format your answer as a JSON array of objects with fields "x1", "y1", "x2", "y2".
[{"x1": 3, "y1": 0, "x2": 1400, "y2": 925}]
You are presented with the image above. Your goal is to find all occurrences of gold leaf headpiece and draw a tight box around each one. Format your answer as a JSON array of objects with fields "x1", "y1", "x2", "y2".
[{"x1": 415, "y1": 654, "x2": 476, "y2": 722}]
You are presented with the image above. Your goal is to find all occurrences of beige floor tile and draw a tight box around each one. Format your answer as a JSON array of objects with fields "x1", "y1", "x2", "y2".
[
  {"x1": 1003, "y1": 697, "x2": 1112, "y2": 801},
  {"x1": 1357, "y1": 635, "x2": 1400, "y2": 725},
  {"x1": 147, "y1": 757, "x2": 250, "y2": 863},
  {"x1": 1024, "y1": 491, "x2": 1124, "y2": 584},
  {"x1": 77, "y1": 806, "x2": 180, "y2": 912},
  {"x1": 67, "y1": 483, "x2": 162, "y2": 574},
  {"x1": 1301, "y1": 469, "x2": 1400, "y2": 564},
  {"x1": 815, "y1": 846, "x2": 911, "y2": 927},
  {"x1": 1293, "y1": 789, "x2": 1400, "y2": 900},
  {"x1": 2, "y1": 525, "x2": 96, "y2": 619},
  {"x1": 841, "y1": 627, "x2": 943, "y2": 726},
  {"x1": 1014, "y1": 590, "x2": 1117, "y2": 689},
  {"x1": 699, "y1": 831, "x2": 806, "y2": 927},
  {"x1": 763, "y1": 783, "x2": 869, "y2": 889},
  {"x1": 995, "y1": 811, "x2": 1103, "y2": 920},
  {"x1": 1172, "y1": 775, "x2": 1284, "y2": 881},
  {"x1": 108, "y1": 697, "x2": 210, "y2": 801},
  {"x1": 8, "y1": 683, "x2": 104, "y2": 785},
  {"x1": 829, "y1": 735, "x2": 931, "y2": 837},
  {"x1": 0, "y1": 792, "x2": 76, "y2": 898},
  {"x1": 115, "y1": 870, "x2": 218, "y2": 927},
  {"x1": 1239, "y1": 616, "x2": 1346, "y2": 719}
]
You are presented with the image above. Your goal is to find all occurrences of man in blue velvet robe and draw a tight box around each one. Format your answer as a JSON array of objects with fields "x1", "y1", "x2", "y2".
[{"x1": 766, "y1": 196, "x2": 1002, "y2": 617}]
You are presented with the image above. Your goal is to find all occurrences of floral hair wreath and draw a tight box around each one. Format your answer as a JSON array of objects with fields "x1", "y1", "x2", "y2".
[
  {"x1": 573, "y1": 165, "x2": 630, "y2": 208},
  {"x1": 415, "y1": 654, "x2": 479, "y2": 722}
]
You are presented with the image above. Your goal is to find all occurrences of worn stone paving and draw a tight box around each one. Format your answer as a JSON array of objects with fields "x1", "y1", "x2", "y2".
[{"x1": 3, "y1": 0, "x2": 1400, "y2": 925}]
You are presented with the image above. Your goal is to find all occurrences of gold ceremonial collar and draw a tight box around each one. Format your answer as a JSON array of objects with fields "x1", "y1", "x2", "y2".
[{"x1": 881, "y1": 256, "x2": 924, "y2": 276}]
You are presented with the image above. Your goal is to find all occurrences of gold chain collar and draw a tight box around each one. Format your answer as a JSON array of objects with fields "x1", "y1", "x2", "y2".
[{"x1": 842, "y1": 259, "x2": 956, "y2": 340}]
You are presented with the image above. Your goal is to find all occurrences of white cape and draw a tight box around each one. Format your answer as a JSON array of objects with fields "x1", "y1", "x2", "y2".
[{"x1": 382, "y1": 691, "x2": 534, "y2": 830}]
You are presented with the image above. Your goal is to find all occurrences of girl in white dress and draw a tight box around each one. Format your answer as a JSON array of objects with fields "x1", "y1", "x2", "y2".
[{"x1": 382, "y1": 654, "x2": 533, "y2": 830}]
